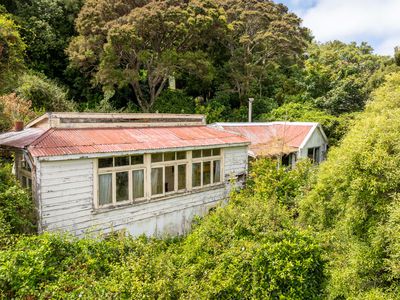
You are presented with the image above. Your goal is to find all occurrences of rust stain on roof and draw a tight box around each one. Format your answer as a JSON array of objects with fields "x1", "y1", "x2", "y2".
[{"x1": 0, "y1": 126, "x2": 249, "y2": 157}]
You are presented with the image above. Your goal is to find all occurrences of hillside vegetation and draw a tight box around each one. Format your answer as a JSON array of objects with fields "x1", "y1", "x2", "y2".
[{"x1": 1, "y1": 1, "x2": 400, "y2": 299}]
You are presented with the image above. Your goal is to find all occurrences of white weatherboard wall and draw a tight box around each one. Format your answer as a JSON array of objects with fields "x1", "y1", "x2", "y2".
[
  {"x1": 298, "y1": 127, "x2": 328, "y2": 162},
  {"x1": 38, "y1": 146, "x2": 248, "y2": 237}
]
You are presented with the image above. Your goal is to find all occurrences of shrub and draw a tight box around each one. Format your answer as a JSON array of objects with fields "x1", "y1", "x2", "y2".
[
  {"x1": 299, "y1": 72, "x2": 400, "y2": 298},
  {"x1": 16, "y1": 73, "x2": 76, "y2": 112},
  {"x1": 0, "y1": 164, "x2": 35, "y2": 234}
]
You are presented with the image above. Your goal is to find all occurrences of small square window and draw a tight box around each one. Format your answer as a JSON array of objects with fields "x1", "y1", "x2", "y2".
[
  {"x1": 164, "y1": 152, "x2": 176, "y2": 161},
  {"x1": 192, "y1": 150, "x2": 202, "y2": 158},
  {"x1": 115, "y1": 156, "x2": 129, "y2": 167},
  {"x1": 99, "y1": 158, "x2": 113, "y2": 168},
  {"x1": 131, "y1": 155, "x2": 144, "y2": 165},
  {"x1": 203, "y1": 149, "x2": 212, "y2": 157},
  {"x1": 177, "y1": 151, "x2": 186, "y2": 160},
  {"x1": 151, "y1": 153, "x2": 163, "y2": 163},
  {"x1": 212, "y1": 149, "x2": 221, "y2": 156}
]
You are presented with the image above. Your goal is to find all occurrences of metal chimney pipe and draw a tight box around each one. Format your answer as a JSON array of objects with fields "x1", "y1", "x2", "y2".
[{"x1": 248, "y1": 98, "x2": 254, "y2": 123}]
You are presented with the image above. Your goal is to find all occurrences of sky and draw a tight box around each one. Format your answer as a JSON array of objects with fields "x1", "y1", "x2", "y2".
[{"x1": 276, "y1": 0, "x2": 400, "y2": 56}]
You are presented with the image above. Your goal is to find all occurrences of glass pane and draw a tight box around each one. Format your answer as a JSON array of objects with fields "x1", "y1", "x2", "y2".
[
  {"x1": 116, "y1": 172, "x2": 129, "y2": 202},
  {"x1": 213, "y1": 160, "x2": 221, "y2": 183},
  {"x1": 314, "y1": 147, "x2": 320, "y2": 163},
  {"x1": 203, "y1": 161, "x2": 211, "y2": 185},
  {"x1": 178, "y1": 164, "x2": 186, "y2": 190},
  {"x1": 21, "y1": 176, "x2": 27, "y2": 188},
  {"x1": 99, "y1": 174, "x2": 112, "y2": 205},
  {"x1": 99, "y1": 158, "x2": 113, "y2": 168},
  {"x1": 132, "y1": 170, "x2": 144, "y2": 199},
  {"x1": 131, "y1": 155, "x2": 144, "y2": 165},
  {"x1": 177, "y1": 151, "x2": 186, "y2": 160},
  {"x1": 164, "y1": 152, "x2": 176, "y2": 161},
  {"x1": 115, "y1": 156, "x2": 129, "y2": 167},
  {"x1": 192, "y1": 150, "x2": 202, "y2": 158},
  {"x1": 28, "y1": 179, "x2": 32, "y2": 189},
  {"x1": 151, "y1": 167, "x2": 163, "y2": 195},
  {"x1": 152, "y1": 153, "x2": 163, "y2": 163},
  {"x1": 212, "y1": 148, "x2": 221, "y2": 156},
  {"x1": 165, "y1": 166, "x2": 175, "y2": 193},
  {"x1": 203, "y1": 149, "x2": 212, "y2": 157},
  {"x1": 192, "y1": 163, "x2": 201, "y2": 187}
]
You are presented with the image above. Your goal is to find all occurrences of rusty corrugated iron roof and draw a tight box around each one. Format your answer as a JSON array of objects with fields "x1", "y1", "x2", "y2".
[
  {"x1": 8, "y1": 126, "x2": 248, "y2": 157},
  {"x1": 0, "y1": 128, "x2": 46, "y2": 149},
  {"x1": 213, "y1": 122, "x2": 316, "y2": 157}
]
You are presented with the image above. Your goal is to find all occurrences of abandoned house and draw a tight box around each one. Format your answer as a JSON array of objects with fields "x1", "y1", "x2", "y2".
[
  {"x1": 0, "y1": 113, "x2": 249, "y2": 237},
  {"x1": 211, "y1": 122, "x2": 328, "y2": 168}
]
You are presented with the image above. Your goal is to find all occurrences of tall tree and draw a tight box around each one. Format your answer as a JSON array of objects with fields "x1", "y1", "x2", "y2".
[
  {"x1": 68, "y1": 0, "x2": 225, "y2": 112},
  {"x1": 3, "y1": 0, "x2": 84, "y2": 80},
  {"x1": 304, "y1": 41, "x2": 392, "y2": 115},
  {"x1": 0, "y1": 11, "x2": 25, "y2": 92},
  {"x1": 219, "y1": 0, "x2": 310, "y2": 102}
]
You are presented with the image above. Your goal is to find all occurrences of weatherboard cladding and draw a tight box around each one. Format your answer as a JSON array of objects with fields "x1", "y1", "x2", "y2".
[{"x1": 25, "y1": 126, "x2": 249, "y2": 157}]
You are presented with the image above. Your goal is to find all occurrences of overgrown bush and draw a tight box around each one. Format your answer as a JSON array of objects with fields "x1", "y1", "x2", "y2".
[
  {"x1": 0, "y1": 159, "x2": 325, "y2": 299},
  {"x1": 16, "y1": 73, "x2": 76, "y2": 112},
  {"x1": 0, "y1": 164, "x2": 35, "y2": 234},
  {"x1": 299, "y1": 72, "x2": 400, "y2": 298}
]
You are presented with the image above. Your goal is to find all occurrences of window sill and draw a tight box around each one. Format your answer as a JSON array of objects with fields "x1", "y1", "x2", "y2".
[{"x1": 93, "y1": 183, "x2": 226, "y2": 215}]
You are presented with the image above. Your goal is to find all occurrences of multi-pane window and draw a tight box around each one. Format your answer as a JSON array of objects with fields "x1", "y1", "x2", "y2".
[
  {"x1": 97, "y1": 149, "x2": 223, "y2": 207},
  {"x1": 98, "y1": 155, "x2": 145, "y2": 206},
  {"x1": 191, "y1": 148, "x2": 222, "y2": 189},
  {"x1": 150, "y1": 151, "x2": 188, "y2": 197}
]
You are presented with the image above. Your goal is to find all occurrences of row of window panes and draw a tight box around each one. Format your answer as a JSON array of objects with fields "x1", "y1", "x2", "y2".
[
  {"x1": 192, "y1": 148, "x2": 221, "y2": 159},
  {"x1": 98, "y1": 150, "x2": 222, "y2": 206},
  {"x1": 99, "y1": 155, "x2": 144, "y2": 169},
  {"x1": 151, "y1": 151, "x2": 187, "y2": 163},
  {"x1": 192, "y1": 160, "x2": 221, "y2": 188}
]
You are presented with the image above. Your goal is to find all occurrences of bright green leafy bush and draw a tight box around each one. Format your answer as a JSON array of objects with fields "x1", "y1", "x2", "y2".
[
  {"x1": 0, "y1": 163, "x2": 35, "y2": 235},
  {"x1": 0, "y1": 159, "x2": 325, "y2": 299},
  {"x1": 300, "y1": 72, "x2": 400, "y2": 299}
]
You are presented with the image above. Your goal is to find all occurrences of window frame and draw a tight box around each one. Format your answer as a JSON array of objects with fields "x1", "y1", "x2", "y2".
[
  {"x1": 307, "y1": 147, "x2": 321, "y2": 164},
  {"x1": 191, "y1": 149, "x2": 223, "y2": 190},
  {"x1": 94, "y1": 148, "x2": 224, "y2": 209},
  {"x1": 96, "y1": 155, "x2": 146, "y2": 208},
  {"x1": 149, "y1": 152, "x2": 189, "y2": 199}
]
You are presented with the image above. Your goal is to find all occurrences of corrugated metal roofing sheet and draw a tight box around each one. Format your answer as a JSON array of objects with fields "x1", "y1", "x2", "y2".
[
  {"x1": 25, "y1": 126, "x2": 249, "y2": 157},
  {"x1": 0, "y1": 128, "x2": 46, "y2": 149},
  {"x1": 218, "y1": 123, "x2": 314, "y2": 157}
]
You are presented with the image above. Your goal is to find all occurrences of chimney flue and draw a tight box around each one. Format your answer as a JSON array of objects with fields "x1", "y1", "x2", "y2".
[
  {"x1": 15, "y1": 121, "x2": 24, "y2": 132},
  {"x1": 248, "y1": 98, "x2": 254, "y2": 123}
]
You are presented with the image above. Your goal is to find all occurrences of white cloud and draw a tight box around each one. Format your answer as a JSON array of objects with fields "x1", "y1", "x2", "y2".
[{"x1": 297, "y1": 0, "x2": 400, "y2": 55}]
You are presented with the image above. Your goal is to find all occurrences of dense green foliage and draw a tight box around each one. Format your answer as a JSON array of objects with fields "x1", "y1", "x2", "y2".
[
  {"x1": 0, "y1": 159, "x2": 325, "y2": 299},
  {"x1": 0, "y1": 164, "x2": 35, "y2": 235},
  {"x1": 2, "y1": 1, "x2": 400, "y2": 298},
  {"x1": 300, "y1": 72, "x2": 400, "y2": 298}
]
